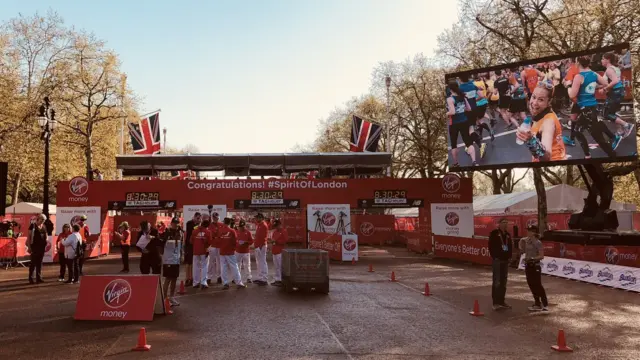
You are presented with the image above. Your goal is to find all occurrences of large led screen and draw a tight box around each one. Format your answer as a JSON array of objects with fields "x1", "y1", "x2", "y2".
[{"x1": 444, "y1": 43, "x2": 636, "y2": 171}]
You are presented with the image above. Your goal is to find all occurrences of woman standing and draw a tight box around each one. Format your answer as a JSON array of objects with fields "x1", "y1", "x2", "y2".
[
  {"x1": 519, "y1": 225, "x2": 549, "y2": 312},
  {"x1": 137, "y1": 221, "x2": 162, "y2": 274},
  {"x1": 114, "y1": 222, "x2": 131, "y2": 273},
  {"x1": 57, "y1": 224, "x2": 72, "y2": 282}
]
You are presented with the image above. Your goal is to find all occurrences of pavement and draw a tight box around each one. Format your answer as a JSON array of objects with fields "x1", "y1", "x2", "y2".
[
  {"x1": 0, "y1": 247, "x2": 638, "y2": 359},
  {"x1": 448, "y1": 108, "x2": 637, "y2": 167}
]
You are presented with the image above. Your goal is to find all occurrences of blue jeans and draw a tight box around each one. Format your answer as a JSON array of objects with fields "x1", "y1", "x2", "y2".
[{"x1": 492, "y1": 259, "x2": 509, "y2": 305}]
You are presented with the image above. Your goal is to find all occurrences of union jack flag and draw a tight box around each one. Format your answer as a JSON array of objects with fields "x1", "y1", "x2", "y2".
[
  {"x1": 128, "y1": 112, "x2": 161, "y2": 155},
  {"x1": 349, "y1": 115, "x2": 382, "y2": 152}
]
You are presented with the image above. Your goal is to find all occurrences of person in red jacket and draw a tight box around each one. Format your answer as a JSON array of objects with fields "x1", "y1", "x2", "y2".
[
  {"x1": 270, "y1": 219, "x2": 288, "y2": 287},
  {"x1": 219, "y1": 218, "x2": 245, "y2": 289},
  {"x1": 191, "y1": 217, "x2": 212, "y2": 289},
  {"x1": 235, "y1": 219, "x2": 253, "y2": 284},
  {"x1": 253, "y1": 213, "x2": 269, "y2": 286},
  {"x1": 207, "y1": 212, "x2": 222, "y2": 285}
]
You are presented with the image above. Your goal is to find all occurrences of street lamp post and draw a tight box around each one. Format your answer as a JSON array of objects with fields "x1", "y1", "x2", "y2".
[
  {"x1": 37, "y1": 96, "x2": 57, "y2": 235},
  {"x1": 385, "y1": 76, "x2": 391, "y2": 178}
]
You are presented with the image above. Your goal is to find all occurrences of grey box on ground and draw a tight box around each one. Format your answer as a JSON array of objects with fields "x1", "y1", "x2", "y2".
[{"x1": 281, "y1": 249, "x2": 330, "y2": 294}]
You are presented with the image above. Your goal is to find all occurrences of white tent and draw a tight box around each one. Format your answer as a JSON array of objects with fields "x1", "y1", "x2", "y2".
[
  {"x1": 474, "y1": 184, "x2": 636, "y2": 215},
  {"x1": 5, "y1": 202, "x2": 57, "y2": 215}
]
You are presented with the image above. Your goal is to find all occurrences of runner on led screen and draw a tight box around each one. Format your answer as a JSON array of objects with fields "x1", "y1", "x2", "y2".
[
  {"x1": 601, "y1": 52, "x2": 635, "y2": 147},
  {"x1": 446, "y1": 79, "x2": 478, "y2": 167}
]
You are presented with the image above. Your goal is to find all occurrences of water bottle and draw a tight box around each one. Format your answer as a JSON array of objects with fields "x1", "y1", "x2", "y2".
[{"x1": 516, "y1": 116, "x2": 532, "y2": 145}]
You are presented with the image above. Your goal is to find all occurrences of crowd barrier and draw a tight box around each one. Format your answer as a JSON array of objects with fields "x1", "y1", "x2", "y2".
[
  {"x1": 403, "y1": 231, "x2": 431, "y2": 254},
  {"x1": 308, "y1": 231, "x2": 358, "y2": 261},
  {"x1": 433, "y1": 235, "x2": 491, "y2": 265}
]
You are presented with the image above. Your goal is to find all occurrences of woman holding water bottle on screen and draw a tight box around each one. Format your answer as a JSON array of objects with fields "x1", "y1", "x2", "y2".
[{"x1": 515, "y1": 82, "x2": 566, "y2": 162}]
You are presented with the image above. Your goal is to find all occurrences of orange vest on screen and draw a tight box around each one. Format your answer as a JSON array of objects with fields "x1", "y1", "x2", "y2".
[
  {"x1": 523, "y1": 68, "x2": 539, "y2": 93},
  {"x1": 531, "y1": 111, "x2": 566, "y2": 162}
]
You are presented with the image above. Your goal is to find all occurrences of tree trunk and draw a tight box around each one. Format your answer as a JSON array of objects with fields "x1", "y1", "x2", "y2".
[
  {"x1": 566, "y1": 165, "x2": 575, "y2": 185},
  {"x1": 634, "y1": 167, "x2": 640, "y2": 191},
  {"x1": 491, "y1": 170, "x2": 501, "y2": 194},
  {"x1": 533, "y1": 168, "x2": 548, "y2": 232},
  {"x1": 11, "y1": 173, "x2": 21, "y2": 205},
  {"x1": 85, "y1": 136, "x2": 93, "y2": 180}
]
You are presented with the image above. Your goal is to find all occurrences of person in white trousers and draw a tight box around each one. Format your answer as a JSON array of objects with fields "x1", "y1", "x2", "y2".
[
  {"x1": 253, "y1": 214, "x2": 269, "y2": 286},
  {"x1": 207, "y1": 213, "x2": 222, "y2": 285},
  {"x1": 270, "y1": 219, "x2": 288, "y2": 287},
  {"x1": 235, "y1": 220, "x2": 254, "y2": 283},
  {"x1": 191, "y1": 219, "x2": 212, "y2": 289},
  {"x1": 219, "y1": 218, "x2": 245, "y2": 289}
]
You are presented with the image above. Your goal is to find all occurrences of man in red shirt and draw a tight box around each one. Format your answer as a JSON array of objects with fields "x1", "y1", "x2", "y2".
[
  {"x1": 219, "y1": 218, "x2": 245, "y2": 289},
  {"x1": 235, "y1": 220, "x2": 253, "y2": 284},
  {"x1": 207, "y1": 212, "x2": 222, "y2": 285},
  {"x1": 270, "y1": 219, "x2": 288, "y2": 287},
  {"x1": 253, "y1": 213, "x2": 269, "y2": 286},
  {"x1": 191, "y1": 217, "x2": 212, "y2": 289}
]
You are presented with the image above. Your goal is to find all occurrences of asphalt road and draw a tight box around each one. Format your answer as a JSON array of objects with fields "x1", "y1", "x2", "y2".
[
  {"x1": 449, "y1": 108, "x2": 637, "y2": 168},
  {"x1": 0, "y1": 249, "x2": 638, "y2": 359}
]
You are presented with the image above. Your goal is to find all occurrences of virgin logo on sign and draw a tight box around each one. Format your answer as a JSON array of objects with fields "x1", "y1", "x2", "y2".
[
  {"x1": 69, "y1": 177, "x2": 89, "y2": 197},
  {"x1": 103, "y1": 279, "x2": 132, "y2": 309},
  {"x1": 445, "y1": 212, "x2": 459, "y2": 226},
  {"x1": 360, "y1": 222, "x2": 375, "y2": 236},
  {"x1": 322, "y1": 212, "x2": 336, "y2": 226},
  {"x1": 344, "y1": 238, "x2": 357, "y2": 251},
  {"x1": 442, "y1": 174, "x2": 461, "y2": 193}
]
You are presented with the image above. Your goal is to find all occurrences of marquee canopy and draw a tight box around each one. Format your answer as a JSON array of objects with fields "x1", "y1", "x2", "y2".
[{"x1": 116, "y1": 152, "x2": 393, "y2": 176}]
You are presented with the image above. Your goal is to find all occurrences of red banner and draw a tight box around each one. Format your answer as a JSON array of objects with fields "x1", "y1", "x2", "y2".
[
  {"x1": 433, "y1": 235, "x2": 492, "y2": 265},
  {"x1": 404, "y1": 231, "x2": 431, "y2": 253},
  {"x1": 281, "y1": 211, "x2": 305, "y2": 243},
  {"x1": 540, "y1": 241, "x2": 640, "y2": 268},
  {"x1": 474, "y1": 215, "x2": 522, "y2": 237},
  {"x1": 520, "y1": 213, "x2": 571, "y2": 231},
  {"x1": 395, "y1": 217, "x2": 417, "y2": 231},
  {"x1": 353, "y1": 214, "x2": 395, "y2": 245},
  {"x1": 74, "y1": 274, "x2": 165, "y2": 321},
  {"x1": 633, "y1": 212, "x2": 640, "y2": 231},
  {"x1": 308, "y1": 231, "x2": 342, "y2": 260}
]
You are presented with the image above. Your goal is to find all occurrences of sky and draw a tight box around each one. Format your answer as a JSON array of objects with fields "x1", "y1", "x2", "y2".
[{"x1": 3, "y1": 0, "x2": 460, "y2": 154}]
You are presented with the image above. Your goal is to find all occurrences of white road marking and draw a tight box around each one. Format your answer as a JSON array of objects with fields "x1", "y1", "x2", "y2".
[
  {"x1": 451, "y1": 129, "x2": 517, "y2": 149},
  {"x1": 315, "y1": 312, "x2": 354, "y2": 360}
]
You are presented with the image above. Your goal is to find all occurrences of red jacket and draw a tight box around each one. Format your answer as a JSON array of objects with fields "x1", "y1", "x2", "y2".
[
  {"x1": 208, "y1": 222, "x2": 223, "y2": 248},
  {"x1": 57, "y1": 231, "x2": 71, "y2": 253},
  {"x1": 271, "y1": 228, "x2": 288, "y2": 255},
  {"x1": 235, "y1": 229, "x2": 253, "y2": 253},
  {"x1": 254, "y1": 221, "x2": 268, "y2": 248},
  {"x1": 219, "y1": 225, "x2": 237, "y2": 256},
  {"x1": 191, "y1": 227, "x2": 212, "y2": 256}
]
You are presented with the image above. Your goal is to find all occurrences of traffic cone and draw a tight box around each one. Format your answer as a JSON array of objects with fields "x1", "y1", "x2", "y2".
[
  {"x1": 551, "y1": 329, "x2": 573, "y2": 352},
  {"x1": 421, "y1": 282, "x2": 430, "y2": 296},
  {"x1": 178, "y1": 280, "x2": 186, "y2": 295},
  {"x1": 469, "y1": 299, "x2": 484, "y2": 316},
  {"x1": 351, "y1": 257, "x2": 356, "y2": 265},
  {"x1": 390, "y1": 271, "x2": 396, "y2": 282},
  {"x1": 132, "y1": 328, "x2": 151, "y2": 351},
  {"x1": 164, "y1": 298, "x2": 173, "y2": 315},
  {"x1": 368, "y1": 264, "x2": 374, "y2": 273}
]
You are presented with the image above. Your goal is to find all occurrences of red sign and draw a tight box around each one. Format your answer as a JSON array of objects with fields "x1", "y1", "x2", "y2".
[
  {"x1": 353, "y1": 214, "x2": 395, "y2": 245},
  {"x1": 308, "y1": 231, "x2": 342, "y2": 261},
  {"x1": 540, "y1": 241, "x2": 640, "y2": 268},
  {"x1": 520, "y1": 213, "x2": 571, "y2": 231},
  {"x1": 281, "y1": 211, "x2": 305, "y2": 243},
  {"x1": 473, "y1": 215, "x2": 522, "y2": 237},
  {"x1": 74, "y1": 275, "x2": 166, "y2": 321},
  {"x1": 433, "y1": 235, "x2": 492, "y2": 265},
  {"x1": 405, "y1": 231, "x2": 431, "y2": 253}
]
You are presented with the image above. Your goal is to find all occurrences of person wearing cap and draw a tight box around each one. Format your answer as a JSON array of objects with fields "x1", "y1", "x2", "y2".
[
  {"x1": 161, "y1": 217, "x2": 184, "y2": 305},
  {"x1": 114, "y1": 221, "x2": 131, "y2": 273},
  {"x1": 253, "y1": 213, "x2": 269, "y2": 286},
  {"x1": 270, "y1": 219, "x2": 288, "y2": 287},
  {"x1": 219, "y1": 218, "x2": 245, "y2": 289},
  {"x1": 207, "y1": 212, "x2": 223, "y2": 285},
  {"x1": 235, "y1": 219, "x2": 254, "y2": 284},
  {"x1": 191, "y1": 216, "x2": 212, "y2": 288},
  {"x1": 184, "y1": 212, "x2": 202, "y2": 286},
  {"x1": 519, "y1": 225, "x2": 549, "y2": 312},
  {"x1": 77, "y1": 215, "x2": 90, "y2": 276}
]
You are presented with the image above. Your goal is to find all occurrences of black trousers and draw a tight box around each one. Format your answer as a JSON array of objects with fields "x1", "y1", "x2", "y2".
[
  {"x1": 140, "y1": 253, "x2": 161, "y2": 275},
  {"x1": 66, "y1": 258, "x2": 79, "y2": 282},
  {"x1": 525, "y1": 262, "x2": 548, "y2": 307},
  {"x1": 29, "y1": 250, "x2": 45, "y2": 281},
  {"x1": 78, "y1": 256, "x2": 85, "y2": 275},
  {"x1": 58, "y1": 252, "x2": 66, "y2": 279},
  {"x1": 121, "y1": 245, "x2": 130, "y2": 271},
  {"x1": 491, "y1": 259, "x2": 509, "y2": 305}
]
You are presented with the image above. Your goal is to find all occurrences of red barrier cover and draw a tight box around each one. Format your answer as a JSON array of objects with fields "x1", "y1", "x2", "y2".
[
  {"x1": 308, "y1": 231, "x2": 342, "y2": 260},
  {"x1": 474, "y1": 216, "x2": 522, "y2": 237},
  {"x1": 353, "y1": 214, "x2": 395, "y2": 245},
  {"x1": 541, "y1": 241, "x2": 639, "y2": 268},
  {"x1": 74, "y1": 275, "x2": 165, "y2": 321},
  {"x1": 404, "y1": 231, "x2": 431, "y2": 253},
  {"x1": 433, "y1": 235, "x2": 492, "y2": 265}
]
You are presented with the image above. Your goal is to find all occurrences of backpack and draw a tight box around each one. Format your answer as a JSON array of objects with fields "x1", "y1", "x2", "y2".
[{"x1": 75, "y1": 236, "x2": 85, "y2": 258}]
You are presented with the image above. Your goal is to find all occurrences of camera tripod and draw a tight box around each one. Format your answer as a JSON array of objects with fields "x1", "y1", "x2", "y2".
[{"x1": 313, "y1": 210, "x2": 325, "y2": 232}]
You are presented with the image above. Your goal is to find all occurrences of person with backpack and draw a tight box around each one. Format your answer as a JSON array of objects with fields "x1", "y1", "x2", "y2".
[{"x1": 62, "y1": 224, "x2": 83, "y2": 284}]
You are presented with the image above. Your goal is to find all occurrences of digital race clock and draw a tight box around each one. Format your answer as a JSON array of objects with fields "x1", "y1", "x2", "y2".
[
  {"x1": 251, "y1": 191, "x2": 284, "y2": 200},
  {"x1": 126, "y1": 192, "x2": 160, "y2": 202},
  {"x1": 374, "y1": 190, "x2": 407, "y2": 199}
]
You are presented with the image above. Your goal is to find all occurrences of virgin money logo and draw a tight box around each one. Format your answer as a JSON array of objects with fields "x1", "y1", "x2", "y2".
[
  {"x1": 605, "y1": 247, "x2": 619, "y2": 264},
  {"x1": 442, "y1": 174, "x2": 460, "y2": 193},
  {"x1": 322, "y1": 212, "x2": 336, "y2": 226},
  {"x1": 526, "y1": 218, "x2": 537, "y2": 228},
  {"x1": 69, "y1": 177, "x2": 89, "y2": 197},
  {"x1": 445, "y1": 212, "x2": 459, "y2": 226},
  {"x1": 360, "y1": 222, "x2": 375, "y2": 236},
  {"x1": 343, "y1": 238, "x2": 357, "y2": 251},
  {"x1": 103, "y1": 279, "x2": 132, "y2": 309}
]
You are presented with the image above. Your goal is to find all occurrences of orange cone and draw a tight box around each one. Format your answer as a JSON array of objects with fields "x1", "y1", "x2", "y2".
[
  {"x1": 368, "y1": 264, "x2": 374, "y2": 273},
  {"x1": 551, "y1": 329, "x2": 573, "y2": 352},
  {"x1": 469, "y1": 299, "x2": 484, "y2": 316},
  {"x1": 421, "y1": 282, "x2": 430, "y2": 296},
  {"x1": 390, "y1": 271, "x2": 396, "y2": 282},
  {"x1": 164, "y1": 298, "x2": 173, "y2": 315},
  {"x1": 351, "y1": 257, "x2": 356, "y2": 265},
  {"x1": 178, "y1": 280, "x2": 186, "y2": 295},
  {"x1": 132, "y1": 328, "x2": 151, "y2": 351}
]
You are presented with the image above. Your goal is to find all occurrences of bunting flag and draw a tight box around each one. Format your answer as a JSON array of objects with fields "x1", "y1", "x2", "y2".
[
  {"x1": 171, "y1": 170, "x2": 196, "y2": 180},
  {"x1": 349, "y1": 115, "x2": 382, "y2": 152},
  {"x1": 128, "y1": 112, "x2": 161, "y2": 155}
]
